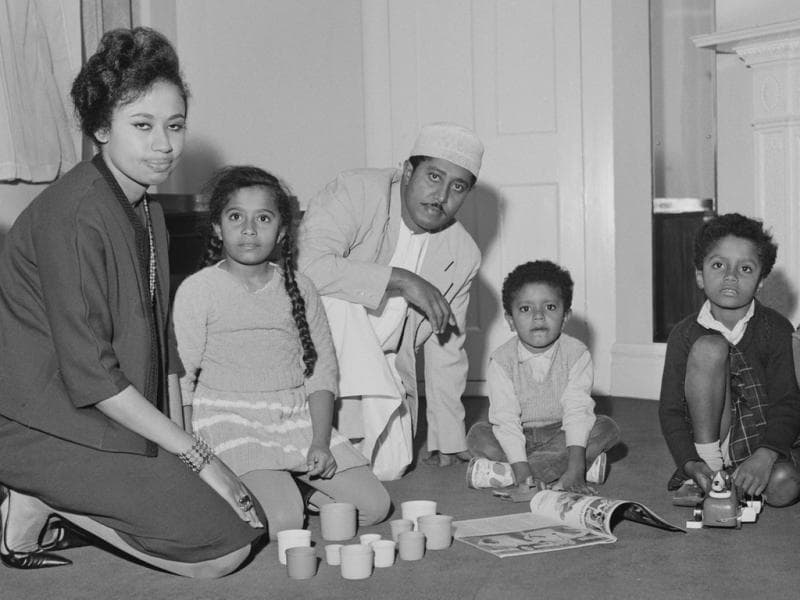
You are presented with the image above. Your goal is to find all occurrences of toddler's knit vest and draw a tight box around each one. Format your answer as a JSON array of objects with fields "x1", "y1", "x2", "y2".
[{"x1": 491, "y1": 334, "x2": 587, "y2": 428}]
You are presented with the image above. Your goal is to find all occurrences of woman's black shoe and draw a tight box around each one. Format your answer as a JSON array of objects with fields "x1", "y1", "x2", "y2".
[
  {"x1": 0, "y1": 546, "x2": 72, "y2": 569},
  {"x1": 39, "y1": 518, "x2": 90, "y2": 552},
  {"x1": 0, "y1": 488, "x2": 72, "y2": 569}
]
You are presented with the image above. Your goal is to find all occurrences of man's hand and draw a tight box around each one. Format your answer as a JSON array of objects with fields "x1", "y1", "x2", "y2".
[{"x1": 387, "y1": 268, "x2": 455, "y2": 333}]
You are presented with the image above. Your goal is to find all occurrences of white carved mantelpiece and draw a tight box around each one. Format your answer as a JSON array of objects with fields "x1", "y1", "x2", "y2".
[{"x1": 695, "y1": 20, "x2": 800, "y2": 326}]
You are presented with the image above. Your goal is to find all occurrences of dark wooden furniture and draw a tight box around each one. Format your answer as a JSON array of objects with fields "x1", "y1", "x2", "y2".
[
  {"x1": 151, "y1": 193, "x2": 209, "y2": 298},
  {"x1": 652, "y1": 197, "x2": 715, "y2": 342}
]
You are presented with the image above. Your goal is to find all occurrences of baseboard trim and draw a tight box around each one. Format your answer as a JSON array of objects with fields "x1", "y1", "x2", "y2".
[
  {"x1": 465, "y1": 380, "x2": 488, "y2": 397},
  {"x1": 610, "y1": 342, "x2": 666, "y2": 400}
]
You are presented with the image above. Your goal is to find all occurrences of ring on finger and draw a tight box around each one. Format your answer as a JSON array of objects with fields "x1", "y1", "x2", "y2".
[{"x1": 237, "y1": 493, "x2": 254, "y2": 512}]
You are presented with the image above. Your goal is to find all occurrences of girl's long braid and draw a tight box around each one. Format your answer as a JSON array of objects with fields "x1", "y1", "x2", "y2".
[
  {"x1": 199, "y1": 165, "x2": 317, "y2": 376},
  {"x1": 280, "y1": 223, "x2": 317, "y2": 377}
]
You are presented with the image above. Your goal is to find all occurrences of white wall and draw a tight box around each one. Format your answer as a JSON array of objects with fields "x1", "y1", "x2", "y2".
[
  {"x1": 581, "y1": 0, "x2": 659, "y2": 398},
  {"x1": 611, "y1": 0, "x2": 653, "y2": 347},
  {"x1": 3, "y1": 0, "x2": 366, "y2": 240},
  {"x1": 151, "y1": 0, "x2": 366, "y2": 205},
  {"x1": 715, "y1": 51, "x2": 754, "y2": 218}
]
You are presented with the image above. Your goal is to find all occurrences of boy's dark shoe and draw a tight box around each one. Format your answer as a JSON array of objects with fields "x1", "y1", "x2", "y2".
[
  {"x1": 671, "y1": 481, "x2": 705, "y2": 507},
  {"x1": 668, "y1": 467, "x2": 705, "y2": 506}
]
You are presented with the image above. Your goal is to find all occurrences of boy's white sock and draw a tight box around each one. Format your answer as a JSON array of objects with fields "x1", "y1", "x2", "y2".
[{"x1": 695, "y1": 441, "x2": 724, "y2": 471}]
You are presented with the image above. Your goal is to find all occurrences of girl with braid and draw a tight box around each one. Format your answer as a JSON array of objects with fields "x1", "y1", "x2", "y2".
[{"x1": 173, "y1": 166, "x2": 389, "y2": 539}]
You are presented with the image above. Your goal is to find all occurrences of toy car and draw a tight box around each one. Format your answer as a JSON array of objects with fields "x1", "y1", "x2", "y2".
[{"x1": 685, "y1": 470, "x2": 763, "y2": 529}]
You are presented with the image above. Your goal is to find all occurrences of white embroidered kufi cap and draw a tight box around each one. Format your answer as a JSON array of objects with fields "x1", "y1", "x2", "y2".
[{"x1": 410, "y1": 122, "x2": 484, "y2": 178}]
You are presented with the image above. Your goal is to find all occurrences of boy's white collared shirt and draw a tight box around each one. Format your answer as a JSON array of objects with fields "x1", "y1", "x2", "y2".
[{"x1": 696, "y1": 299, "x2": 755, "y2": 345}]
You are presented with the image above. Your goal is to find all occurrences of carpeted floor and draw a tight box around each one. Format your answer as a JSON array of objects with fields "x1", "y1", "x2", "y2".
[{"x1": 4, "y1": 396, "x2": 800, "y2": 600}]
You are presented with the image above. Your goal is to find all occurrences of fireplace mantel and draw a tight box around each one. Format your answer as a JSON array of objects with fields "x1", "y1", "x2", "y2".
[{"x1": 693, "y1": 19, "x2": 800, "y2": 57}]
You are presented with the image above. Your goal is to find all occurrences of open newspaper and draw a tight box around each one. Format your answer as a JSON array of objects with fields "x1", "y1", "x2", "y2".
[{"x1": 453, "y1": 489, "x2": 684, "y2": 558}]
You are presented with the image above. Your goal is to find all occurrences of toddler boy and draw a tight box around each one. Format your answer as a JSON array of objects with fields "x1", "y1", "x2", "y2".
[{"x1": 467, "y1": 260, "x2": 621, "y2": 495}]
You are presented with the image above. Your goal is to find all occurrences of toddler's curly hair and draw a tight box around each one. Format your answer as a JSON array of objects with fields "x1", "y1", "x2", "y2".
[{"x1": 502, "y1": 260, "x2": 574, "y2": 314}]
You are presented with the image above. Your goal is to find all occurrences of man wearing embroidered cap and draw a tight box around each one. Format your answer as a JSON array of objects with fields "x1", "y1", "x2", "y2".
[{"x1": 298, "y1": 122, "x2": 484, "y2": 478}]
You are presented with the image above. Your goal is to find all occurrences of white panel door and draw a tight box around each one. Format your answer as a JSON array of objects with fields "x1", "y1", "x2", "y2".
[{"x1": 363, "y1": 0, "x2": 586, "y2": 391}]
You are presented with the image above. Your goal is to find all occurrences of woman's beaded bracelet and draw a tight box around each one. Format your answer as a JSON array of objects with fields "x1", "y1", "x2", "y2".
[{"x1": 177, "y1": 435, "x2": 215, "y2": 473}]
